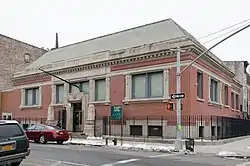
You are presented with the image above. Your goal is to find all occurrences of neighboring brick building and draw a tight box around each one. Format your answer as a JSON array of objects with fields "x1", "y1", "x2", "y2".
[
  {"x1": 2, "y1": 19, "x2": 249, "y2": 138},
  {"x1": 0, "y1": 34, "x2": 47, "y2": 119},
  {"x1": 223, "y1": 61, "x2": 250, "y2": 119}
]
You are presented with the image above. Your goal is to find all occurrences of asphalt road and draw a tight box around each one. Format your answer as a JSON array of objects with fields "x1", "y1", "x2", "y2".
[{"x1": 20, "y1": 143, "x2": 248, "y2": 166}]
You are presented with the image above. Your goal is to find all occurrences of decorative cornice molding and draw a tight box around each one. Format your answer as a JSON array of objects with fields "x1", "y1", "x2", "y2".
[
  {"x1": 191, "y1": 46, "x2": 236, "y2": 78},
  {"x1": 11, "y1": 44, "x2": 235, "y2": 84},
  {"x1": 12, "y1": 46, "x2": 193, "y2": 82}
]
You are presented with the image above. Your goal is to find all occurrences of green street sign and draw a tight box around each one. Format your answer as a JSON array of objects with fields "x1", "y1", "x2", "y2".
[{"x1": 111, "y1": 105, "x2": 122, "y2": 120}]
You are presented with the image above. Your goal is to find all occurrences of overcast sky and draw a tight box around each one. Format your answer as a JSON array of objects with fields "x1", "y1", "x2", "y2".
[{"x1": 1, "y1": 0, "x2": 250, "y2": 62}]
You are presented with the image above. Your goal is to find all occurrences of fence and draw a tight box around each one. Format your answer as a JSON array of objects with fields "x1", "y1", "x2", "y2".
[
  {"x1": 0, "y1": 117, "x2": 47, "y2": 129},
  {"x1": 94, "y1": 115, "x2": 250, "y2": 140}
]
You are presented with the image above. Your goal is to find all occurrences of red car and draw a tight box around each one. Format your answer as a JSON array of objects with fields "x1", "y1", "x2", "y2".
[{"x1": 25, "y1": 124, "x2": 69, "y2": 144}]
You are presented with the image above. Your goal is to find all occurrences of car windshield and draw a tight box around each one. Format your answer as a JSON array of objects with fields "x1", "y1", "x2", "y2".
[
  {"x1": 0, "y1": 123, "x2": 24, "y2": 139},
  {"x1": 46, "y1": 125, "x2": 61, "y2": 130}
]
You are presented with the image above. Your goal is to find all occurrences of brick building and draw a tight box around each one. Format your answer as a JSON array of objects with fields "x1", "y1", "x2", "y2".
[
  {"x1": 2, "y1": 19, "x2": 250, "y2": 138},
  {"x1": 0, "y1": 34, "x2": 47, "y2": 119}
]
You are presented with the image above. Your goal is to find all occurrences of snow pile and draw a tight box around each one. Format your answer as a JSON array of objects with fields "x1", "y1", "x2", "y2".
[
  {"x1": 217, "y1": 151, "x2": 239, "y2": 157},
  {"x1": 112, "y1": 143, "x2": 175, "y2": 153},
  {"x1": 86, "y1": 136, "x2": 103, "y2": 140},
  {"x1": 245, "y1": 146, "x2": 250, "y2": 150},
  {"x1": 66, "y1": 138, "x2": 175, "y2": 152},
  {"x1": 65, "y1": 138, "x2": 105, "y2": 146}
]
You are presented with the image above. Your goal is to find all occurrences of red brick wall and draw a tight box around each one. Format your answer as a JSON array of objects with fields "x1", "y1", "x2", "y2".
[
  {"x1": 95, "y1": 54, "x2": 241, "y2": 118},
  {"x1": 1, "y1": 84, "x2": 51, "y2": 118},
  {"x1": 189, "y1": 67, "x2": 241, "y2": 118}
]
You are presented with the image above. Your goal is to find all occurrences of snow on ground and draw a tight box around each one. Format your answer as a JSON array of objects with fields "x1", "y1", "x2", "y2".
[
  {"x1": 65, "y1": 138, "x2": 105, "y2": 146},
  {"x1": 65, "y1": 136, "x2": 250, "y2": 155},
  {"x1": 65, "y1": 138, "x2": 175, "y2": 152},
  {"x1": 217, "y1": 151, "x2": 239, "y2": 157},
  {"x1": 111, "y1": 143, "x2": 175, "y2": 152}
]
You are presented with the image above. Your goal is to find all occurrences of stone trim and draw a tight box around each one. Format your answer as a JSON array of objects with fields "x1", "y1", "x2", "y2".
[
  {"x1": 89, "y1": 79, "x2": 95, "y2": 102},
  {"x1": 208, "y1": 76, "x2": 222, "y2": 106},
  {"x1": 19, "y1": 86, "x2": 42, "y2": 109},
  {"x1": 12, "y1": 44, "x2": 235, "y2": 83},
  {"x1": 105, "y1": 76, "x2": 110, "y2": 101},
  {"x1": 123, "y1": 68, "x2": 170, "y2": 103}
]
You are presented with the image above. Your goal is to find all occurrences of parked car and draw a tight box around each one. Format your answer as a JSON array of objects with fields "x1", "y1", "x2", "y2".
[
  {"x1": 25, "y1": 124, "x2": 69, "y2": 144},
  {"x1": 0, "y1": 120, "x2": 30, "y2": 166}
]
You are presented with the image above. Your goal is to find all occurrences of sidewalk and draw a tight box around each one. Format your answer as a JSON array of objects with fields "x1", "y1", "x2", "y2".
[
  {"x1": 195, "y1": 137, "x2": 250, "y2": 157},
  {"x1": 65, "y1": 136, "x2": 250, "y2": 157}
]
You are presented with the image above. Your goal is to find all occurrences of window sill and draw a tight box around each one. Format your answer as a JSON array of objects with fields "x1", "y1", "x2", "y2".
[
  {"x1": 123, "y1": 97, "x2": 170, "y2": 104},
  {"x1": 51, "y1": 103, "x2": 64, "y2": 107},
  {"x1": 208, "y1": 101, "x2": 222, "y2": 108},
  {"x1": 197, "y1": 98, "x2": 205, "y2": 102},
  {"x1": 89, "y1": 101, "x2": 111, "y2": 105},
  {"x1": 20, "y1": 105, "x2": 42, "y2": 109}
]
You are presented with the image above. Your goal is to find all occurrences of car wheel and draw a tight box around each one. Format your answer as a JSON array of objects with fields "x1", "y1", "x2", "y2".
[
  {"x1": 39, "y1": 135, "x2": 47, "y2": 144},
  {"x1": 11, "y1": 162, "x2": 21, "y2": 166},
  {"x1": 57, "y1": 141, "x2": 64, "y2": 144}
]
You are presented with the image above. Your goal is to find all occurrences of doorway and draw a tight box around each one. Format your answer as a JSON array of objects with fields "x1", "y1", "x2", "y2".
[
  {"x1": 58, "y1": 108, "x2": 67, "y2": 129},
  {"x1": 72, "y1": 103, "x2": 83, "y2": 132}
]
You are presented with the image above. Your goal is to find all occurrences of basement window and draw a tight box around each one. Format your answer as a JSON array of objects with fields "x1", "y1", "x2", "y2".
[{"x1": 130, "y1": 125, "x2": 142, "y2": 136}]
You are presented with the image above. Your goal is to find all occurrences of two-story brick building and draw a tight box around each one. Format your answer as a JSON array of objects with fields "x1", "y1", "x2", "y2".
[
  {"x1": 2, "y1": 19, "x2": 249, "y2": 137},
  {"x1": 0, "y1": 34, "x2": 47, "y2": 120}
]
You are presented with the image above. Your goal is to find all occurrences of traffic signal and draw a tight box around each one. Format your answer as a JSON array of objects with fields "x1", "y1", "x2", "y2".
[{"x1": 166, "y1": 103, "x2": 174, "y2": 111}]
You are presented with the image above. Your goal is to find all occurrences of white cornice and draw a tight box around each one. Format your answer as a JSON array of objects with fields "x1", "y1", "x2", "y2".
[{"x1": 11, "y1": 43, "x2": 236, "y2": 84}]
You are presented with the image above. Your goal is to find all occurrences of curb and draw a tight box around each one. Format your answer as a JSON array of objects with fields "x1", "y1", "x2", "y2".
[
  {"x1": 68, "y1": 142, "x2": 105, "y2": 147},
  {"x1": 68, "y1": 142, "x2": 175, "y2": 153},
  {"x1": 219, "y1": 155, "x2": 250, "y2": 159}
]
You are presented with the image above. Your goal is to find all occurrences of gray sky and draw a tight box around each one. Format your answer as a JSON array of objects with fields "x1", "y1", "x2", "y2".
[{"x1": 1, "y1": 0, "x2": 250, "y2": 62}]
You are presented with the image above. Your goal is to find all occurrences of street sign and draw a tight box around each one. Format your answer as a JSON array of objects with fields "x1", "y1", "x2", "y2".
[
  {"x1": 111, "y1": 105, "x2": 122, "y2": 120},
  {"x1": 170, "y1": 93, "x2": 185, "y2": 99}
]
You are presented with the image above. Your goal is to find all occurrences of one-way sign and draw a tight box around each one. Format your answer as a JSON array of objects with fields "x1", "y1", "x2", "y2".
[{"x1": 170, "y1": 93, "x2": 185, "y2": 99}]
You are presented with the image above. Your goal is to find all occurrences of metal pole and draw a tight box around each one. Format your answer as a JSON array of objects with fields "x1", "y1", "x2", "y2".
[
  {"x1": 174, "y1": 46, "x2": 182, "y2": 151},
  {"x1": 38, "y1": 67, "x2": 80, "y2": 90}
]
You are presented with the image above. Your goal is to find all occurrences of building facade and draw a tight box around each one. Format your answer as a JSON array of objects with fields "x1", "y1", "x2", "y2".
[
  {"x1": 1, "y1": 19, "x2": 248, "y2": 138},
  {"x1": 223, "y1": 61, "x2": 250, "y2": 119},
  {"x1": 0, "y1": 34, "x2": 47, "y2": 120}
]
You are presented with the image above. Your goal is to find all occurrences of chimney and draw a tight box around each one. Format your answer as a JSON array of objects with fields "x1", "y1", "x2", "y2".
[{"x1": 55, "y1": 33, "x2": 59, "y2": 49}]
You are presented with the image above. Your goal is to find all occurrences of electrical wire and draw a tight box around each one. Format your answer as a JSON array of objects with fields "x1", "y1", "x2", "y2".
[
  {"x1": 198, "y1": 18, "x2": 250, "y2": 40},
  {"x1": 202, "y1": 21, "x2": 250, "y2": 45},
  {"x1": 180, "y1": 22, "x2": 250, "y2": 74}
]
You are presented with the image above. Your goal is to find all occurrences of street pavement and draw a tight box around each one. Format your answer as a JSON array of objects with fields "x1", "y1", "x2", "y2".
[{"x1": 20, "y1": 143, "x2": 249, "y2": 166}]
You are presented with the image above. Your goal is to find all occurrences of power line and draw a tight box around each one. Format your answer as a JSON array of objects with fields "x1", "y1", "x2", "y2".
[
  {"x1": 180, "y1": 22, "x2": 250, "y2": 74},
  {"x1": 198, "y1": 18, "x2": 250, "y2": 40},
  {"x1": 202, "y1": 21, "x2": 250, "y2": 45}
]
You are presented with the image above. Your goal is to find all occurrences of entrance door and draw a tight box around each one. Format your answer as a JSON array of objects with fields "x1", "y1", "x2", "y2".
[
  {"x1": 72, "y1": 103, "x2": 83, "y2": 132},
  {"x1": 58, "y1": 109, "x2": 67, "y2": 129}
]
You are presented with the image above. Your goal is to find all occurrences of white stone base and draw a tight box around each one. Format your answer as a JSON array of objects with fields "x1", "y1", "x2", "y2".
[{"x1": 84, "y1": 120, "x2": 95, "y2": 137}]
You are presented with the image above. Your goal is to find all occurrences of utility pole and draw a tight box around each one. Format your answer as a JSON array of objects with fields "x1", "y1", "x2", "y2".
[
  {"x1": 172, "y1": 22, "x2": 250, "y2": 151},
  {"x1": 171, "y1": 46, "x2": 185, "y2": 151}
]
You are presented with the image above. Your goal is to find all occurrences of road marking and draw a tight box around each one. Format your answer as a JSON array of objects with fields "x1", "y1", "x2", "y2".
[
  {"x1": 100, "y1": 158, "x2": 139, "y2": 166},
  {"x1": 116, "y1": 159, "x2": 139, "y2": 164},
  {"x1": 236, "y1": 162, "x2": 250, "y2": 166},
  {"x1": 148, "y1": 153, "x2": 178, "y2": 158}
]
